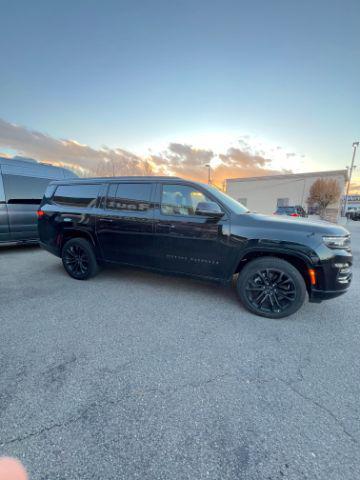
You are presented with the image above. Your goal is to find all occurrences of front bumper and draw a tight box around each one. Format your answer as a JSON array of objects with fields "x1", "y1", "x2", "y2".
[
  {"x1": 309, "y1": 287, "x2": 350, "y2": 303},
  {"x1": 308, "y1": 250, "x2": 352, "y2": 303}
]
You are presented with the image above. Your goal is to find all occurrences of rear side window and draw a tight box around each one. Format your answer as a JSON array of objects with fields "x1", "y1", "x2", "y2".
[
  {"x1": 53, "y1": 184, "x2": 99, "y2": 208},
  {"x1": 106, "y1": 183, "x2": 151, "y2": 212},
  {"x1": 3, "y1": 174, "x2": 52, "y2": 204}
]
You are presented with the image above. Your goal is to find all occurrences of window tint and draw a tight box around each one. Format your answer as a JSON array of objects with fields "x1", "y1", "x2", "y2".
[
  {"x1": 277, "y1": 206, "x2": 295, "y2": 213},
  {"x1": 161, "y1": 184, "x2": 215, "y2": 216},
  {"x1": 106, "y1": 183, "x2": 151, "y2": 211},
  {"x1": 3, "y1": 174, "x2": 52, "y2": 204},
  {"x1": 53, "y1": 184, "x2": 99, "y2": 208}
]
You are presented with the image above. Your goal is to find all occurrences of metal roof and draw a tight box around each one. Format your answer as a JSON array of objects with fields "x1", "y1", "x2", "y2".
[{"x1": 226, "y1": 169, "x2": 348, "y2": 183}]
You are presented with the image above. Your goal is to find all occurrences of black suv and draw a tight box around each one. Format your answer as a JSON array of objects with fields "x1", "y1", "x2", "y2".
[{"x1": 38, "y1": 177, "x2": 352, "y2": 319}]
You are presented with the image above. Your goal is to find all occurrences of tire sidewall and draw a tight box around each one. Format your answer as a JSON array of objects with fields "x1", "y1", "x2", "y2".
[
  {"x1": 237, "y1": 257, "x2": 307, "y2": 319},
  {"x1": 62, "y1": 238, "x2": 98, "y2": 280}
]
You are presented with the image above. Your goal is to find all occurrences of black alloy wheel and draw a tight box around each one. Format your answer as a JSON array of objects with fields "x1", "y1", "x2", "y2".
[
  {"x1": 62, "y1": 238, "x2": 99, "y2": 280},
  {"x1": 237, "y1": 257, "x2": 306, "y2": 319},
  {"x1": 245, "y1": 268, "x2": 296, "y2": 314}
]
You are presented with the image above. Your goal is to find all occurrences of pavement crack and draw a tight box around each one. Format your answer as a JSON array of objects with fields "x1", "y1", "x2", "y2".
[
  {"x1": 167, "y1": 372, "x2": 232, "y2": 396},
  {"x1": 278, "y1": 378, "x2": 358, "y2": 444},
  {"x1": 0, "y1": 403, "x2": 96, "y2": 447}
]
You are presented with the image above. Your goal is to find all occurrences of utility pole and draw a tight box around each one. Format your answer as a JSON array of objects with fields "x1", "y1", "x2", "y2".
[
  {"x1": 343, "y1": 141, "x2": 359, "y2": 216},
  {"x1": 205, "y1": 164, "x2": 211, "y2": 184}
]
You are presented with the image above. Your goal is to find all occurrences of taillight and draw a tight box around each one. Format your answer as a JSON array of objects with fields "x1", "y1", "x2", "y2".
[
  {"x1": 290, "y1": 213, "x2": 299, "y2": 217},
  {"x1": 37, "y1": 210, "x2": 45, "y2": 218}
]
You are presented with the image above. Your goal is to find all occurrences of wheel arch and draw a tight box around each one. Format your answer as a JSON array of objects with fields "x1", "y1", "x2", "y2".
[
  {"x1": 234, "y1": 250, "x2": 313, "y2": 294},
  {"x1": 59, "y1": 228, "x2": 97, "y2": 254}
]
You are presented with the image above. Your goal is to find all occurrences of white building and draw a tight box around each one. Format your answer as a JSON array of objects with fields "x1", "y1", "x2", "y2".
[{"x1": 225, "y1": 170, "x2": 348, "y2": 218}]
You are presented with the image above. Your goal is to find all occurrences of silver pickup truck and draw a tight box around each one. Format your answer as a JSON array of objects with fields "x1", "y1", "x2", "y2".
[{"x1": 0, "y1": 156, "x2": 76, "y2": 245}]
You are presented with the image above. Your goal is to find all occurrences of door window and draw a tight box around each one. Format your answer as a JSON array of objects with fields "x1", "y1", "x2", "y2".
[
  {"x1": 53, "y1": 184, "x2": 99, "y2": 208},
  {"x1": 106, "y1": 183, "x2": 151, "y2": 212},
  {"x1": 161, "y1": 184, "x2": 217, "y2": 216}
]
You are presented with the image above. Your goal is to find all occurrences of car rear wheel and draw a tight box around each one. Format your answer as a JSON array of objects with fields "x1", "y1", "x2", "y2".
[
  {"x1": 62, "y1": 238, "x2": 99, "y2": 280},
  {"x1": 237, "y1": 257, "x2": 306, "y2": 319}
]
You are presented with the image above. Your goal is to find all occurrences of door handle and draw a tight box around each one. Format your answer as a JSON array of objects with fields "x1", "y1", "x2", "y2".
[
  {"x1": 101, "y1": 218, "x2": 114, "y2": 222},
  {"x1": 157, "y1": 223, "x2": 176, "y2": 233}
]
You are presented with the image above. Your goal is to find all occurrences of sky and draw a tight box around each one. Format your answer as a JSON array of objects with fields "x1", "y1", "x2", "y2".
[{"x1": 0, "y1": 0, "x2": 359, "y2": 189}]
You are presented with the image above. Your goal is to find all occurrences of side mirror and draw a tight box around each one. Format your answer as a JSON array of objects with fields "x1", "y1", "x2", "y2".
[{"x1": 195, "y1": 201, "x2": 224, "y2": 218}]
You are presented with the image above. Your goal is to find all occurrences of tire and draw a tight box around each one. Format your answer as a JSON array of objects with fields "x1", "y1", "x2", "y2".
[
  {"x1": 236, "y1": 257, "x2": 307, "y2": 319},
  {"x1": 62, "y1": 238, "x2": 99, "y2": 280}
]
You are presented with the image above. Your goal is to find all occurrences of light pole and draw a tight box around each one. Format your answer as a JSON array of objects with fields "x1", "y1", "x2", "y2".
[
  {"x1": 343, "y1": 141, "x2": 359, "y2": 216},
  {"x1": 205, "y1": 164, "x2": 211, "y2": 184}
]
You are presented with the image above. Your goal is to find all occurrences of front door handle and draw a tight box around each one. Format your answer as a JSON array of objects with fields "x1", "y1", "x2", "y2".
[{"x1": 157, "y1": 223, "x2": 176, "y2": 233}]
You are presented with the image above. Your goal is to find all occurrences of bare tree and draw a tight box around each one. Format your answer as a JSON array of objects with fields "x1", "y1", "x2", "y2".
[
  {"x1": 307, "y1": 178, "x2": 341, "y2": 217},
  {"x1": 141, "y1": 160, "x2": 154, "y2": 176}
]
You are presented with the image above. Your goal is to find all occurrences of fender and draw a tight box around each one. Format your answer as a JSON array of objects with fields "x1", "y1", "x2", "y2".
[
  {"x1": 59, "y1": 225, "x2": 99, "y2": 252},
  {"x1": 230, "y1": 237, "x2": 321, "y2": 277}
]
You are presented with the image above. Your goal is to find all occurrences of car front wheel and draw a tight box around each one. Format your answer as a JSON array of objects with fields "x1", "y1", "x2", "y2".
[
  {"x1": 62, "y1": 238, "x2": 99, "y2": 280},
  {"x1": 237, "y1": 257, "x2": 307, "y2": 319}
]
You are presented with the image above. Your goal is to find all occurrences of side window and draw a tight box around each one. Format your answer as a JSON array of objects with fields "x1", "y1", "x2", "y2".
[
  {"x1": 106, "y1": 184, "x2": 118, "y2": 209},
  {"x1": 106, "y1": 183, "x2": 151, "y2": 212},
  {"x1": 161, "y1": 184, "x2": 216, "y2": 216},
  {"x1": 2, "y1": 174, "x2": 52, "y2": 204},
  {"x1": 53, "y1": 184, "x2": 99, "y2": 208}
]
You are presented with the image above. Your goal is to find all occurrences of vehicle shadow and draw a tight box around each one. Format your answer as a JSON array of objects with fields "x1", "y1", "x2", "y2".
[
  {"x1": 103, "y1": 264, "x2": 241, "y2": 307},
  {"x1": 46, "y1": 258, "x2": 241, "y2": 308},
  {"x1": 0, "y1": 243, "x2": 40, "y2": 254}
]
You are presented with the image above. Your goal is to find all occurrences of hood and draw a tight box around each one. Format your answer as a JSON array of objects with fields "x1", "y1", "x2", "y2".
[{"x1": 243, "y1": 213, "x2": 350, "y2": 236}]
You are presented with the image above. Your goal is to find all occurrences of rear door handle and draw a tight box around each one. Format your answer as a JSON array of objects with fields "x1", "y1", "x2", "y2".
[{"x1": 101, "y1": 218, "x2": 114, "y2": 223}]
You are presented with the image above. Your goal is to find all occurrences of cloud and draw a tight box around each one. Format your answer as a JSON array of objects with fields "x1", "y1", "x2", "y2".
[
  {"x1": 0, "y1": 118, "x2": 286, "y2": 184},
  {"x1": 148, "y1": 143, "x2": 286, "y2": 184},
  {"x1": 0, "y1": 118, "x2": 146, "y2": 176},
  {"x1": 350, "y1": 180, "x2": 360, "y2": 194}
]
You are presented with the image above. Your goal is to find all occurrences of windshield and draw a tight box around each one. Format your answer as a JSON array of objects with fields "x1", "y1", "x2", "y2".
[{"x1": 206, "y1": 186, "x2": 249, "y2": 214}]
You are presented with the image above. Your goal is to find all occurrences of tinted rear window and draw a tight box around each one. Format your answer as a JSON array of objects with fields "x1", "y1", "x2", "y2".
[
  {"x1": 277, "y1": 206, "x2": 295, "y2": 213},
  {"x1": 106, "y1": 183, "x2": 151, "y2": 211},
  {"x1": 53, "y1": 184, "x2": 99, "y2": 208},
  {"x1": 3, "y1": 174, "x2": 52, "y2": 204}
]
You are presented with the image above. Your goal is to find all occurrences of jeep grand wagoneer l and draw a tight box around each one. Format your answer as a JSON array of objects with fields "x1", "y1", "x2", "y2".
[{"x1": 38, "y1": 177, "x2": 352, "y2": 318}]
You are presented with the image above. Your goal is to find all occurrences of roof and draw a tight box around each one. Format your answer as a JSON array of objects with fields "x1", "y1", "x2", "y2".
[
  {"x1": 0, "y1": 156, "x2": 77, "y2": 178},
  {"x1": 50, "y1": 175, "x2": 184, "y2": 184},
  {"x1": 226, "y1": 169, "x2": 348, "y2": 183}
]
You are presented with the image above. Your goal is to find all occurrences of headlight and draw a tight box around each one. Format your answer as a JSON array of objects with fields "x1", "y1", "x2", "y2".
[{"x1": 322, "y1": 235, "x2": 351, "y2": 250}]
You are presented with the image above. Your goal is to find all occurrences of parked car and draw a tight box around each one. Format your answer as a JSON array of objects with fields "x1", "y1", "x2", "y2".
[
  {"x1": 0, "y1": 156, "x2": 76, "y2": 245},
  {"x1": 274, "y1": 205, "x2": 307, "y2": 217},
  {"x1": 346, "y1": 206, "x2": 360, "y2": 221},
  {"x1": 38, "y1": 177, "x2": 352, "y2": 319}
]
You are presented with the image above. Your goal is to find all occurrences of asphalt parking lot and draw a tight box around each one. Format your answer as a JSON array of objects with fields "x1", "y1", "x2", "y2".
[{"x1": 0, "y1": 222, "x2": 359, "y2": 480}]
